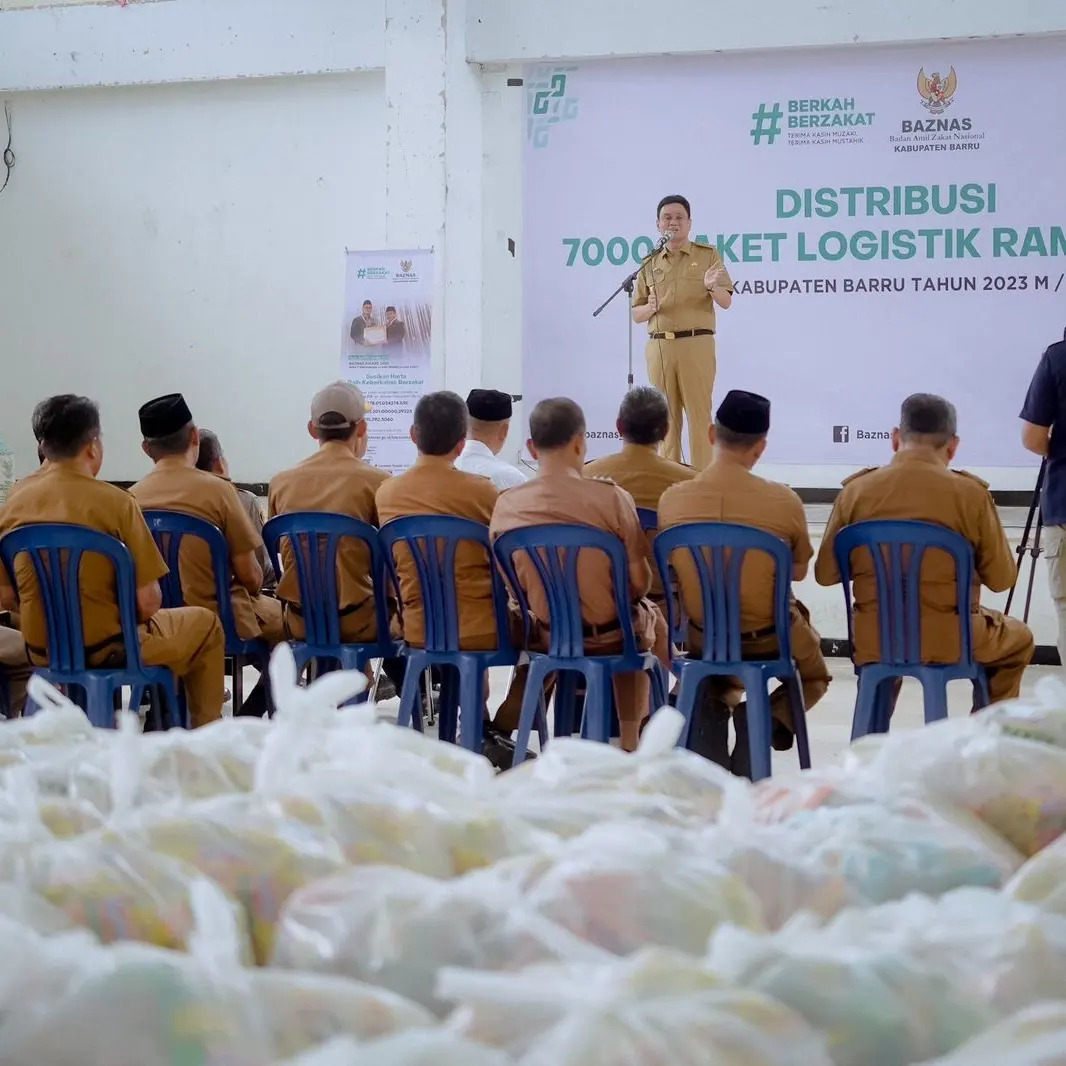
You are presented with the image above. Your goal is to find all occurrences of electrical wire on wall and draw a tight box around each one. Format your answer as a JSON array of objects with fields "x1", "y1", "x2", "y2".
[{"x1": 0, "y1": 102, "x2": 14, "y2": 197}]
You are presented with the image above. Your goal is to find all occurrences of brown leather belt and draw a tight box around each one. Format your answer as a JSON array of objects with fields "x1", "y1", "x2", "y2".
[
  {"x1": 582, "y1": 617, "x2": 623, "y2": 638},
  {"x1": 689, "y1": 619, "x2": 776, "y2": 641},
  {"x1": 650, "y1": 328, "x2": 715, "y2": 340},
  {"x1": 285, "y1": 598, "x2": 367, "y2": 619}
]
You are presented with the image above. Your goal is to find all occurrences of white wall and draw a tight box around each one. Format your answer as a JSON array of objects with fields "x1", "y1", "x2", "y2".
[{"x1": 0, "y1": 72, "x2": 385, "y2": 482}]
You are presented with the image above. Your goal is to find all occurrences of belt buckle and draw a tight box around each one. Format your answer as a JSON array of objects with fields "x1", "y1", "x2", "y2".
[{"x1": 663, "y1": 331, "x2": 676, "y2": 340}]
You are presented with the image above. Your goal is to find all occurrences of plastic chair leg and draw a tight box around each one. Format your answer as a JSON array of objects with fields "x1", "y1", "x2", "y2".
[
  {"x1": 553, "y1": 671, "x2": 579, "y2": 737},
  {"x1": 396, "y1": 657, "x2": 425, "y2": 732},
  {"x1": 673, "y1": 669, "x2": 701, "y2": 749},
  {"x1": 744, "y1": 681, "x2": 774, "y2": 782},
  {"x1": 785, "y1": 673, "x2": 812, "y2": 771},
  {"x1": 515, "y1": 658, "x2": 552, "y2": 765},
  {"x1": 458, "y1": 663, "x2": 486, "y2": 753},
  {"x1": 437, "y1": 668, "x2": 459, "y2": 744},
  {"x1": 851, "y1": 669, "x2": 883, "y2": 741},
  {"x1": 582, "y1": 665, "x2": 611, "y2": 744},
  {"x1": 973, "y1": 668, "x2": 991, "y2": 710},
  {"x1": 231, "y1": 658, "x2": 244, "y2": 714},
  {"x1": 648, "y1": 662, "x2": 668, "y2": 714},
  {"x1": 83, "y1": 675, "x2": 117, "y2": 729},
  {"x1": 922, "y1": 675, "x2": 950, "y2": 724}
]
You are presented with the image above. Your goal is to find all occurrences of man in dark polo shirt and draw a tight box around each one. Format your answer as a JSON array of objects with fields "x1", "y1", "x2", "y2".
[{"x1": 1020, "y1": 330, "x2": 1066, "y2": 673}]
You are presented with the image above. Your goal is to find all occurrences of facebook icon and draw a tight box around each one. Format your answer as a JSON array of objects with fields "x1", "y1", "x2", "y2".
[{"x1": 832, "y1": 425, "x2": 850, "y2": 443}]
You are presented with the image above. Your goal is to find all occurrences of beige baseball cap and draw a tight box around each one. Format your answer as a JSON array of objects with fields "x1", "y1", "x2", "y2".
[{"x1": 310, "y1": 381, "x2": 368, "y2": 426}]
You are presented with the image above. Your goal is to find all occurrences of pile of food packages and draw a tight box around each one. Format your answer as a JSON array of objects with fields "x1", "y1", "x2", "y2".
[{"x1": 2, "y1": 644, "x2": 1066, "y2": 1065}]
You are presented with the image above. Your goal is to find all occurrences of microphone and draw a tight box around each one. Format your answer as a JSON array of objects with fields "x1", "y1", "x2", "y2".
[{"x1": 655, "y1": 230, "x2": 677, "y2": 250}]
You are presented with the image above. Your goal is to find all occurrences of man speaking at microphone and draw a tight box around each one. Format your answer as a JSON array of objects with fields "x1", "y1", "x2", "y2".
[{"x1": 632, "y1": 195, "x2": 734, "y2": 469}]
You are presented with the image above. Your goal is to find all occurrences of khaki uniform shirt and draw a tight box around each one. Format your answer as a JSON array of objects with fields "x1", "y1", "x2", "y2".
[
  {"x1": 583, "y1": 443, "x2": 695, "y2": 512},
  {"x1": 490, "y1": 470, "x2": 653, "y2": 633},
  {"x1": 268, "y1": 444, "x2": 390, "y2": 630},
  {"x1": 814, "y1": 450, "x2": 1017, "y2": 662},
  {"x1": 0, "y1": 465, "x2": 167, "y2": 655},
  {"x1": 632, "y1": 240, "x2": 734, "y2": 334},
  {"x1": 129, "y1": 463, "x2": 261, "y2": 639},
  {"x1": 659, "y1": 463, "x2": 811, "y2": 633},
  {"x1": 376, "y1": 457, "x2": 499, "y2": 648}
]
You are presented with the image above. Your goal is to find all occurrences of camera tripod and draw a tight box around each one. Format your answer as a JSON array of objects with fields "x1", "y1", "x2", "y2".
[{"x1": 1005, "y1": 457, "x2": 1046, "y2": 625}]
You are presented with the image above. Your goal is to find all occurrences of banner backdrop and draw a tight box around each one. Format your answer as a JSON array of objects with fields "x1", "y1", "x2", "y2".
[
  {"x1": 522, "y1": 40, "x2": 1065, "y2": 467},
  {"x1": 341, "y1": 249, "x2": 433, "y2": 473}
]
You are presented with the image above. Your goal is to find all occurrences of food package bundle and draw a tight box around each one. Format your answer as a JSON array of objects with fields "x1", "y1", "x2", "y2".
[
  {"x1": 278, "y1": 1032, "x2": 513, "y2": 1066},
  {"x1": 851, "y1": 716, "x2": 1066, "y2": 856},
  {"x1": 1005, "y1": 835, "x2": 1066, "y2": 916},
  {"x1": 127, "y1": 793, "x2": 349, "y2": 964},
  {"x1": 486, "y1": 822, "x2": 764, "y2": 955},
  {"x1": 249, "y1": 970, "x2": 436, "y2": 1058},
  {"x1": 496, "y1": 709, "x2": 742, "y2": 822},
  {"x1": 913, "y1": 1002, "x2": 1066, "y2": 1065},
  {"x1": 977, "y1": 674, "x2": 1066, "y2": 749},
  {"x1": 437, "y1": 949, "x2": 833, "y2": 1066},
  {"x1": 271, "y1": 863, "x2": 611, "y2": 1015}
]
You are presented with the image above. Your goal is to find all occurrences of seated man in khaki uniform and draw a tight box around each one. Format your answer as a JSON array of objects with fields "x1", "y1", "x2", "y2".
[
  {"x1": 269, "y1": 382, "x2": 408, "y2": 696},
  {"x1": 490, "y1": 397, "x2": 671, "y2": 752},
  {"x1": 816, "y1": 392, "x2": 1034, "y2": 706},
  {"x1": 659, "y1": 390, "x2": 830, "y2": 776},
  {"x1": 129, "y1": 393, "x2": 284, "y2": 717},
  {"x1": 196, "y1": 429, "x2": 276, "y2": 592},
  {"x1": 377, "y1": 391, "x2": 520, "y2": 767},
  {"x1": 0, "y1": 395, "x2": 225, "y2": 726}
]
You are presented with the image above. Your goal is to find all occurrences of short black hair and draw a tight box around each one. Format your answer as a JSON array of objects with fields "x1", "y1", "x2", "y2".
[
  {"x1": 714, "y1": 424, "x2": 766, "y2": 450},
  {"x1": 529, "y1": 398, "x2": 586, "y2": 451},
  {"x1": 617, "y1": 387, "x2": 669, "y2": 446},
  {"x1": 412, "y1": 391, "x2": 468, "y2": 456},
  {"x1": 899, "y1": 393, "x2": 957, "y2": 447},
  {"x1": 144, "y1": 422, "x2": 196, "y2": 461},
  {"x1": 362, "y1": 300, "x2": 372, "y2": 308},
  {"x1": 385, "y1": 305, "x2": 397, "y2": 313},
  {"x1": 317, "y1": 411, "x2": 358, "y2": 443},
  {"x1": 657, "y1": 195, "x2": 691, "y2": 219},
  {"x1": 35, "y1": 395, "x2": 101, "y2": 461},
  {"x1": 30, "y1": 399, "x2": 47, "y2": 444},
  {"x1": 196, "y1": 428, "x2": 223, "y2": 471}
]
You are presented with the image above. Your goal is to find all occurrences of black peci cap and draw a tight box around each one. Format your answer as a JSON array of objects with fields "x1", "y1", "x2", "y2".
[{"x1": 715, "y1": 390, "x2": 770, "y2": 434}]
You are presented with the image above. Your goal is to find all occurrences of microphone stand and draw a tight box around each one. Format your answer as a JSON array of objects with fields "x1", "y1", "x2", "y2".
[{"x1": 593, "y1": 236, "x2": 667, "y2": 387}]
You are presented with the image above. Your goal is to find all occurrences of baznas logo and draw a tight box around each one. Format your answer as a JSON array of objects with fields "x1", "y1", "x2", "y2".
[
  {"x1": 917, "y1": 67, "x2": 957, "y2": 114},
  {"x1": 400, "y1": 259, "x2": 413, "y2": 273}
]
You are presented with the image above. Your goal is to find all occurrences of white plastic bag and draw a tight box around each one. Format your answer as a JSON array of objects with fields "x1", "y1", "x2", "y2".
[
  {"x1": 978, "y1": 675, "x2": 1066, "y2": 749},
  {"x1": 494, "y1": 821, "x2": 763, "y2": 955},
  {"x1": 438, "y1": 949, "x2": 832, "y2": 1066},
  {"x1": 858, "y1": 716, "x2": 1066, "y2": 855},
  {"x1": 497, "y1": 710, "x2": 742, "y2": 819},
  {"x1": 913, "y1": 1003, "x2": 1066, "y2": 1065},
  {"x1": 272, "y1": 863, "x2": 611, "y2": 1014},
  {"x1": 250, "y1": 970, "x2": 435, "y2": 1058},
  {"x1": 278, "y1": 1032, "x2": 512, "y2": 1066},
  {"x1": 1006, "y1": 835, "x2": 1066, "y2": 916}
]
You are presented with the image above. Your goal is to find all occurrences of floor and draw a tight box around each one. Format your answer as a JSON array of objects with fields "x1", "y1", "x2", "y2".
[{"x1": 290, "y1": 660, "x2": 1060, "y2": 774}]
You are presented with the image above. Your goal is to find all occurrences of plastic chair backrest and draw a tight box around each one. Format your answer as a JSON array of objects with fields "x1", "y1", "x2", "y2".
[
  {"x1": 493, "y1": 523, "x2": 639, "y2": 660},
  {"x1": 261, "y1": 511, "x2": 391, "y2": 647},
  {"x1": 0, "y1": 523, "x2": 146, "y2": 673},
  {"x1": 832, "y1": 518, "x2": 977, "y2": 666},
  {"x1": 653, "y1": 521, "x2": 794, "y2": 663},
  {"x1": 636, "y1": 507, "x2": 658, "y2": 532},
  {"x1": 141, "y1": 510, "x2": 243, "y2": 641},
  {"x1": 378, "y1": 515, "x2": 513, "y2": 654}
]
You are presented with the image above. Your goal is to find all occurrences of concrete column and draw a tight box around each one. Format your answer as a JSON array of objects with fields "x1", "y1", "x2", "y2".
[{"x1": 385, "y1": 0, "x2": 485, "y2": 394}]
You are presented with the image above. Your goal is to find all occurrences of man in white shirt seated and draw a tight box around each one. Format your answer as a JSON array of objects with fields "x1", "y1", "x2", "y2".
[{"x1": 455, "y1": 390, "x2": 530, "y2": 491}]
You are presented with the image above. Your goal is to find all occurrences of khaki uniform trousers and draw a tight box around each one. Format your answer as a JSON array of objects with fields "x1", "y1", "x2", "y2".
[
  {"x1": 646, "y1": 334, "x2": 716, "y2": 469},
  {"x1": 697, "y1": 603, "x2": 831, "y2": 729},
  {"x1": 51, "y1": 607, "x2": 226, "y2": 729},
  {"x1": 0, "y1": 625, "x2": 32, "y2": 717}
]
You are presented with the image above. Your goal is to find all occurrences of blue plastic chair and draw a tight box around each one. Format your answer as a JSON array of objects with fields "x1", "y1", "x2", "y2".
[
  {"x1": 378, "y1": 515, "x2": 541, "y2": 753},
  {"x1": 832, "y1": 519, "x2": 990, "y2": 740},
  {"x1": 0, "y1": 523, "x2": 181, "y2": 728},
  {"x1": 142, "y1": 510, "x2": 271, "y2": 716},
  {"x1": 494, "y1": 523, "x2": 668, "y2": 764},
  {"x1": 262, "y1": 512, "x2": 398, "y2": 686},
  {"x1": 636, "y1": 507, "x2": 658, "y2": 532},
  {"x1": 652, "y1": 522, "x2": 813, "y2": 782}
]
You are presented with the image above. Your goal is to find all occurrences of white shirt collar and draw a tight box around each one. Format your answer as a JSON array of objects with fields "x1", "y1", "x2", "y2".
[{"x1": 462, "y1": 440, "x2": 495, "y2": 459}]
